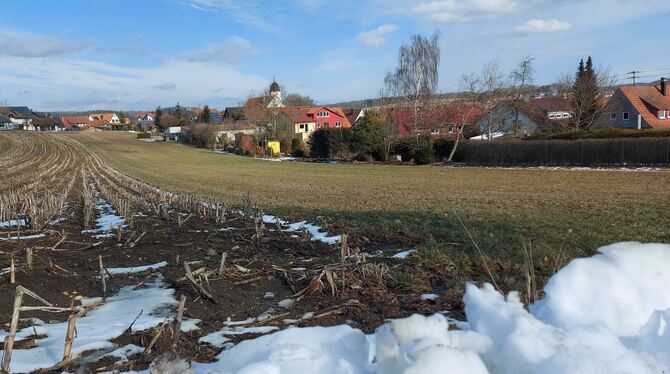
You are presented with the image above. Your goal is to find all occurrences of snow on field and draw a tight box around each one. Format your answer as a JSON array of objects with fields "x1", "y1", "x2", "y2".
[
  {"x1": 189, "y1": 242, "x2": 670, "y2": 373},
  {"x1": 391, "y1": 249, "x2": 416, "y2": 259},
  {"x1": 0, "y1": 279, "x2": 192, "y2": 373},
  {"x1": 0, "y1": 233, "x2": 46, "y2": 241},
  {"x1": 82, "y1": 192, "x2": 125, "y2": 238},
  {"x1": 0, "y1": 218, "x2": 27, "y2": 228},
  {"x1": 107, "y1": 261, "x2": 169, "y2": 275},
  {"x1": 262, "y1": 215, "x2": 342, "y2": 244}
]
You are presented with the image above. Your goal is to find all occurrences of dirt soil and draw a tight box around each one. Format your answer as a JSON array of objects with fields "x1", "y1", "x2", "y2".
[{"x1": 0, "y1": 182, "x2": 452, "y2": 373}]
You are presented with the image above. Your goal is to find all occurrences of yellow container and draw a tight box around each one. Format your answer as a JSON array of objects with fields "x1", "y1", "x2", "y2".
[{"x1": 267, "y1": 141, "x2": 280, "y2": 157}]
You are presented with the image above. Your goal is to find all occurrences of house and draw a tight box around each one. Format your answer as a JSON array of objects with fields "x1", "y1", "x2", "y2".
[
  {"x1": 61, "y1": 116, "x2": 91, "y2": 130},
  {"x1": 344, "y1": 108, "x2": 365, "y2": 126},
  {"x1": 283, "y1": 107, "x2": 317, "y2": 142},
  {"x1": 191, "y1": 107, "x2": 224, "y2": 123},
  {"x1": 390, "y1": 104, "x2": 483, "y2": 138},
  {"x1": 530, "y1": 96, "x2": 572, "y2": 121},
  {"x1": 594, "y1": 78, "x2": 670, "y2": 130},
  {"x1": 0, "y1": 107, "x2": 35, "y2": 130},
  {"x1": 222, "y1": 107, "x2": 248, "y2": 124},
  {"x1": 165, "y1": 126, "x2": 182, "y2": 141},
  {"x1": 33, "y1": 117, "x2": 63, "y2": 131},
  {"x1": 308, "y1": 106, "x2": 351, "y2": 130},
  {"x1": 89, "y1": 113, "x2": 120, "y2": 124},
  {"x1": 88, "y1": 119, "x2": 111, "y2": 130},
  {"x1": 243, "y1": 80, "x2": 285, "y2": 109},
  {"x1": 0, "y1": 115, "x2": 17, "y2": 131},
  {"x1": 213, "y1": 123, "x2": 255, "y2": 142},
  {"x1": 475, "y1": 101, "x2": 561, "y2": 139}
]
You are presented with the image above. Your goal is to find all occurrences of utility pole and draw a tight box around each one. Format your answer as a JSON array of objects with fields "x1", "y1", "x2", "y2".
[{"x1": 627, "y1": 71, "x2": 641, "y2": 85}]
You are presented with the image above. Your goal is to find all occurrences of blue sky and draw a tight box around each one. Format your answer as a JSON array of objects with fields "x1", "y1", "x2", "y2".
[{"x1": 0, "y1": 0, "x2": 669, "y2": 111}]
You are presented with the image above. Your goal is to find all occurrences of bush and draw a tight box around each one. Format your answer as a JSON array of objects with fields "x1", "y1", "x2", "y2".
[
  {"x1": 291, "y1": 138, "x2": 306, "y2": 157},
  {"x1": 308, "y1": 128, "x2": 352, "y2": 159},
  {"x1": 432, "y1": 137, "x2": 467, "y2": 162},
  {"x1": 390, "y1": 135, "x2": 437, "y2": 164},
  {"x1": 136, "y1": 132, "x2": 151, "y2": 139}
]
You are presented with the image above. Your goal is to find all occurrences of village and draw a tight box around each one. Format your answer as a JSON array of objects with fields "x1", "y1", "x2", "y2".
[
  {"x1": 2, "y1": 66, "x2": 668, "y2": 166},
  {"x1": 3, "y1": 1, "x2": 670, "y2": 372}
]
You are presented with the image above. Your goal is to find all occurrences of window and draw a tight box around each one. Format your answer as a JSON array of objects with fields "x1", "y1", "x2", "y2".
[
  {"x1": 299, "y1": 123, "x2": 307, "y2": 132},
  {"x1": 431, "y1": 128, "x2": 440, "y2": 135},
  {"x1": 623, "y1": 112, "x2": 629, "y2": 121},
  {"x1": 335, "y1": 121, "x2": 341, "y2": 128},
  {"x1": 448, "y1": 125, "x2": 454, "y2": 134},
  {"x1": 610, "y1": 113, "x2": 617, "y2": 120},
  {"x1": 325, "y1": 112, "x2": 330, "y2": 117},
  {"x1": 661, "y1": 110, "x2": 667, "y2": 119}
]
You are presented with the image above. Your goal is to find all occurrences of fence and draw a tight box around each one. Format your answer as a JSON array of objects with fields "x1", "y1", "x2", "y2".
[{"x1": 461, "y1": 138, "x2": 670, "y2": 167}]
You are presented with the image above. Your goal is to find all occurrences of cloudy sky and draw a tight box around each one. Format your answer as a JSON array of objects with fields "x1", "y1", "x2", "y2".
[{"x1": 1, "y1": 0, "x2": 669, "y2": 111}]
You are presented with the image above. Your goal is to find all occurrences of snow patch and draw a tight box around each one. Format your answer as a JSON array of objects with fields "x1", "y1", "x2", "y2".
[
  {"x1": 107, "y1": 261, "x2": 168, "y2": 275},
  {"x1": 391, "y1": 249, "x2": 416, "y2": 259},
  {"x1": 262, "y1": 214, "x2": 341, "y2": 244}
]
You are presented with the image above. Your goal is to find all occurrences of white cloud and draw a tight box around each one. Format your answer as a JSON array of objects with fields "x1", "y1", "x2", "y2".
[
  {"x1": 413, "y1": 0, "x2": 523, "y2": 23},
  {"x1": 0, "y1": 28, "x2": 90, "y2": 57},
  {"x1": 515, "y1": 19, "x2": 571, "y2": 34},
  {"x1": 175, "y1": 0, "x2": 279, "y2": 32},
  {"x1": 0, "y1": 56, "x2": 267, "y2": 110},
  {"x1": 182, "y1": 37, "x2": 261, "y2": 64},
  {"x1": 355, "y1": 24, "x2": 398, "y2": 47}
]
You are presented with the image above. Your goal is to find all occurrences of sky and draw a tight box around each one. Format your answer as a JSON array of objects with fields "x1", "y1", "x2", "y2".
[{"x1": 0, "y1": 0, "x2": 669, "y2": 111}]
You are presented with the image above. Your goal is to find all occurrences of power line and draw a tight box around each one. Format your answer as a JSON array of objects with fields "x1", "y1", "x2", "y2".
[{"x1": 627, "y1": 71, "x2": 642, "y2": 85}]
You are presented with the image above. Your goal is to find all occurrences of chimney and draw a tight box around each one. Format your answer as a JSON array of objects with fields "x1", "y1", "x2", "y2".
[{"x1": 662, "y1": 77, "x2": 667, "y2": 96}]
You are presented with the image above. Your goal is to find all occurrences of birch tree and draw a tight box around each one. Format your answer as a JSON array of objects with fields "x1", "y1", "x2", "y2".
[{"x1": 384, "y1": 31, "x2": 440, "y2": 141}]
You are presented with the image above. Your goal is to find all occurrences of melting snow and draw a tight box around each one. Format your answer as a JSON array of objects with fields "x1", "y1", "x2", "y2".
[
  {"x1": 107, "y1": 261, "x2": 169, "y2": 275},
  {"x1": 0, "y1": 233, "x2": 46, "y2": 241},
  {"x1": 262, "y1": 215, "x2": 342, "y2": 244},
  {"x1": 0, "y1": 279, "x2": 189, "y2": 373},
  {"x1": 82, "y1": 190, "x2": 125, "y2": 238},
  {"x1": 391, "y1": 249, "x2": 416, "y2": 259},
  {"x1": 0, "y1": 219, "x2": 27, "y2": 228},
  {"x1": 189, "y1": 242, "x2": 670, "y2": 373}
]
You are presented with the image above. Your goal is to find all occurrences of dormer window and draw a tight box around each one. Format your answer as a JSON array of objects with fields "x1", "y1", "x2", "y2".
[{"x1": 661, "y1": 110, "x2": 667, "y2": 120}]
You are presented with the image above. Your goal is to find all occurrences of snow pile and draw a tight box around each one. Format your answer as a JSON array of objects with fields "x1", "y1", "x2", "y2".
[
  {"x1": 262, "y1": 215, "x2": 341, "y2": 244},
  {"x1": 191, "y1": 242, "x2": 670, "y2": 373},
  {"x1": 0, "y1": 280, "x2": 189, "y2": 373}
]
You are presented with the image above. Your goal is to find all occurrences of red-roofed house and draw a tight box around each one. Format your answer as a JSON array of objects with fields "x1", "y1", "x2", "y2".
[
  {"x1": 595, "y1": 78, "x2": 670, "y2": 129},
  {"x1": 89, "y1": 113, "x2": 120, "y2": 125},
  {"x1": 61, "y1": 116, "x2": 91, "y2": 130},
  {"x1": 282, "y1": 106, "x2": 352, "y2": 142},
  {"x1": 389, "y1": 104, "x2": 483, "y2": 138},
  {"x1": 530, "y1": 96, "x2": 572, "y2": 121}
]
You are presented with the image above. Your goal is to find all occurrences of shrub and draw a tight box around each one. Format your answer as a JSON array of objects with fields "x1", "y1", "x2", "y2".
[
  {"x1": 308, "y1": 128, "x2": 352, "y2": 159},
  {"x1": 432, "y1": 137, "x2": 467, "y2": 162},
  {"x1": 291, "y1": 138, "x2": 306, "y2": 157},
  {"x1": 390, "y1": 135, "x2": 437, "y2": 164},
  {"x1": 136, "y1": 132, "x2": 151, "y2": 139}
]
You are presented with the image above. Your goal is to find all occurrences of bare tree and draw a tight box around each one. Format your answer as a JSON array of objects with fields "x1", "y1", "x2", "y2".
[
  {"x1": 384, "y1": 31, "x2": 440, "y2": 141},
  {"x1": 508, "y1": 56, "x2": 535, "y2": 135},
  {"x1": 444, "y1": 77, "x2": 482, "y2": 163},
  {"x1": 472, "y1": 60, "x2": 507, "y2": 141}
]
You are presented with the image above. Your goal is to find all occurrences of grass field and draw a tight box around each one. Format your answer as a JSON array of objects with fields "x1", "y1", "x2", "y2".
[{"x1": 72, "y1": 131, "x2": 670, "y2": 273}]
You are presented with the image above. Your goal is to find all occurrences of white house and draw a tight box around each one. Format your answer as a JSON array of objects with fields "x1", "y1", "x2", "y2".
[{"x1": 89, "y1": 113, "x2": 120, "y2": 124}]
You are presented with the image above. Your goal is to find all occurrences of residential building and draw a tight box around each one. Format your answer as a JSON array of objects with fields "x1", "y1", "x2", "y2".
[
  {"x1": 213, "y1": 123, "x2": 255, "y2": 142},
  {"x1": 61, "y1": 116, "x2": 91, "y2": 130},
  {"x1": 0, "y1": 115, "x2": 15, "y2": 131},
  {"x1": 344, "y1": 108, "x2": 365, "y2": 126},
  {"x1": 309, "y1": 106, "x2": 352, "y2": 130},
  {"x1": 530, "y1": 96, "x2": 572, "y2": 121},
  {"x1": 595, "y1": 78, "x2": 670, "y2": 129},
  {"x1": 284, "y1": 107, "x2": 317, "y2": 142},
  {"x1": 165, "y1": 126, "x2": 182, "y2": 141},
  {"x1": 475, "y1": 101, "x2": 560, "y2": 139},
  {"x1": 33, "y1": 117, "x2": 63, "y2": 131},
  {"x1": 0, "y1": 107, "x2": 35, "y2": 130},
  {"x1": 89, "y1": 113, "x2": 120, "y2": 124},
  {"x1": 390, "y1": 104, "x2": 483, "y2": 137}
]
